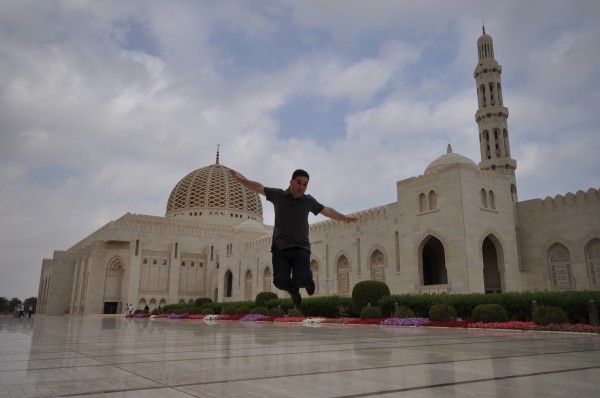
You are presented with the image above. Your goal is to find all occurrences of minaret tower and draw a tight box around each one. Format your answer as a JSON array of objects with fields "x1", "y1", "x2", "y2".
[{"x1": 474, "y1": 27, "x2": 516, "y2": 175}]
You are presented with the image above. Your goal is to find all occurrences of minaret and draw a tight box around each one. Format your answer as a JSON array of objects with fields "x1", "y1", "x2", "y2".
[{"x1": 474, "y1": 27, "x2": 517, "y2": 175}]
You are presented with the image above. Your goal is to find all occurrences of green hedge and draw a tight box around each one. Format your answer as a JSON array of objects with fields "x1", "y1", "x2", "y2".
[
  {"x1": 379, "y1": 291, "x2": 600, "y2": 322},
  {"x1": 157, "y1": 290, "x2": 600, "y2": 323}
]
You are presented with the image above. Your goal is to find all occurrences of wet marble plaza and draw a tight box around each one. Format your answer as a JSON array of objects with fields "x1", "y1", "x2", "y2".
[{"x1": 1, "y1": 315, "x2": 599, "y2": 397}]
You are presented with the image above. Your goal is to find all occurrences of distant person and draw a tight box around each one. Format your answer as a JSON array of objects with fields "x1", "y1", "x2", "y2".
[
  {"x1": 28, "y1": 305, "x2": 33, "y2": 318},
  {"x1": 230, "y1": 168, "x2": 358, "y2": 309},
  {"x1": 19, "y1": 304, "x2": 24, "y2": 318}
]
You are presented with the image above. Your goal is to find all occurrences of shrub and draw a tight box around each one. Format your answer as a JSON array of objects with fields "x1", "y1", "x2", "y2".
[
  {"x1": 236, "y1": 305, "x2": 251, "y2": 315},
  {"x1": 201, "y1": 308, "x2": 215, "y2": 315},
  {"x1": 288, "y1": 308, "x2": 303, "y2": 317},
  {"x1": 269, "y1": 306, "x2": 285, "y2": 317},
  {"x1": 255, "y1": 292, "x2": 278, "y2": 308},
  {"x1": 359, "y1": 305, "x2": 383, "y2": 319},
  {"x1": 428, "y1": 303, "x2": 457, "y2": 322},
  {"x1": 352, "y1": 280, "x2": 391, "y2": 315},
  {"x1": 394, "y1": 306, "x2": 415, "y2": 319},
  {"x1": 194, "y1": 297, "x2": 213, "y2": 307},
  {"x1": 471, "y1": 303, "x2": 508, "y2": 323},
  {"x1": 301, "y1": 296, "x2": 354, "y2": 318},
  {"x1": 250, "y1": 306, "x2": 269, "y2": 315},
  {"x1": 222, "y1": 306, "x2": 237, "y2": 315},
  {"x1": 337, "y1": 305, "x2": 350, "y2": 318},
  {"x1": 533, "y1": 305, "x2": 569, "y2": 326}
]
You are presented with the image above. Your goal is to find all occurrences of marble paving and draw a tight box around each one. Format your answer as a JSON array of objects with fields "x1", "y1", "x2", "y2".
[{"x1": 1, "y1": 315, "x2": 599, "y2": 397}]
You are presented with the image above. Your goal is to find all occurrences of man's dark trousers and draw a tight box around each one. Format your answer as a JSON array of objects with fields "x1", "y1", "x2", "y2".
[{"x1": 272, "y1": 247, "x2": 312, "y2": 293}]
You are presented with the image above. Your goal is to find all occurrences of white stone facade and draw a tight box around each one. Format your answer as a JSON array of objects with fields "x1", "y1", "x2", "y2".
[{"x1": 37, "y1": 31, "x2": 600, "y2": 315}]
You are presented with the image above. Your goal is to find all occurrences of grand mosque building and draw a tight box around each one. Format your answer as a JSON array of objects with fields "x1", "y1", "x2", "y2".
[{"x1": 37, "y1": 30, "x2": 600, "y2": 315}]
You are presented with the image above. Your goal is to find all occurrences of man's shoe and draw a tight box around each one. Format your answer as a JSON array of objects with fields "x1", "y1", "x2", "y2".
[
  {"x1": 306, "y1": 279, "x2": 315, "y2": 296},
  {"x1": 290, "y1": 290, "x2": 302, "y2": 309}
]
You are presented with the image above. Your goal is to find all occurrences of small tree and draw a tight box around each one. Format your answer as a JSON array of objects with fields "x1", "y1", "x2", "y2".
[
  {"x1": 351, "y1": 280, "x2": 391, "y2": 315},
  {"x1": 23, "y1": 297, "x2": 37, "y2": 312},
  {"x1": 255, "y1": 292, "x2": 278, "y2": 308},
  {"x1": 428, "y1": 303, "x2": 457, "y2": 322},
  {"x1": 0, "y1": 297, "x2": 8, "y2": 313},
  {"x1": 8, "y1": 297, "x2": 21, "y2": 311}
]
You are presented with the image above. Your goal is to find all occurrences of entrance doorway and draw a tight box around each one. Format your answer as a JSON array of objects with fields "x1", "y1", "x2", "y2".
[
  {"x1": 482, "y1": 235, "x2": 503, "y2": 293},
  {"x1": 103, "y1": 301, "x2": 119, "y2": 314},
  {"x1": 421, "y1": 236, "x2": 448, "y2": 285}
]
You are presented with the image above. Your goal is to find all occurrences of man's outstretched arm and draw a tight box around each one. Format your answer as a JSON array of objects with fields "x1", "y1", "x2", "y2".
[
  {"x1": 229, "y1": 170, "x2": 266, "y2": 196},
  {"x1": 321, "y1": 207, "x2": 359, "y2": 223}
]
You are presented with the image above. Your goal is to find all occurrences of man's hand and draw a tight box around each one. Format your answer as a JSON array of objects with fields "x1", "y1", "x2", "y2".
[
  {"x1": 321, "y1": 207, "x2": 359, "y2": 223},
  {"x1": 228, "y1": 169, "x2": 265, "y2": 195}
]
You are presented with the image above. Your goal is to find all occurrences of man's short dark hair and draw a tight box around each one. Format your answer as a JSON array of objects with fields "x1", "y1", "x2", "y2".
[{"x1": 292, "y1": 169, "x2": 309, "y2": 180}]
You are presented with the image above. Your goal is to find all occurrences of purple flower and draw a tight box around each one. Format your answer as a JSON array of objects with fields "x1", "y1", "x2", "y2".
[
  {"x1": 382, "y1": 317, "x2": 430, "y2": 326},
  {"x1": 240, "y1": 314, "x2": 269, "y2": 321}
]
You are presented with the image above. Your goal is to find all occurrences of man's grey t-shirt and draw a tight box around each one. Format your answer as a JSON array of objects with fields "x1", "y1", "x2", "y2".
[{"x1": 264, "y1": 187, "x2": 324, "y2": 252}]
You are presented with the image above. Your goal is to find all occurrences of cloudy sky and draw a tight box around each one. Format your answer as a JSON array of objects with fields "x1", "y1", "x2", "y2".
[{"x1": 1, "y1": 0, "x2": 599, "y2": 301}]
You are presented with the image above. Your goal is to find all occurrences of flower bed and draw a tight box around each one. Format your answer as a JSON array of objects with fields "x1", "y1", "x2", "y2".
[
  {"x1": 468, "y1": 321, "x2": 600, "y2": 333},
  {"x1": 149, "y1": 313, "x2": 600, "y2": 334}
]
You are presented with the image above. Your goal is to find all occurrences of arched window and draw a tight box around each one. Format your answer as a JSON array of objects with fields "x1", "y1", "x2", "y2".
[
  {"x1": 419, "y1": 193, "x2": 427, "y2": 212},
  {"x1": 586, "y1": 239, "x2": 600, "y2": 289},
  {"x1": 511, "y1": 184, "x2": 518, "y2": 202},
  {"x1": 428, "y1": 191, "x2": 437, "y2": 210},
  {"x1": 337, "y1": 256, "x2": 350, "y2": 296},
  {"x1": 548, "y1": 244, "x2": 573, "y2": 290},
  {"x1": 244, "y1": 270, "x2": 253, "y2": 300},
  {"x1": 310, "y1": 260, "x2": 320, "y2": 295},
  {"x1": 263, "y1": 267, "x2": 272, "y2": 292},
  {"x1": 481, "y1": 189, "x2": 488, "y2": 208},
  {"x1": 489, "y1": 190, "x2": 496, "y2": 210},
  {"x1": 370, "y1": 250, "x2": 385, "y2": 282}
]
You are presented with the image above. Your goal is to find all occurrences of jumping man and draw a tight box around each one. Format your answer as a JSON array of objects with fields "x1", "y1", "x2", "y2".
[{"x1": 230, "y1": 169, "x2": 358, "y2": 309}]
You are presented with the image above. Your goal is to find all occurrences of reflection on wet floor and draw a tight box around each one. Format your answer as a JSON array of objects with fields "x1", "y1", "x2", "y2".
[{"x1": 1, "y1": 315, "x2": 599, "y2": 397}]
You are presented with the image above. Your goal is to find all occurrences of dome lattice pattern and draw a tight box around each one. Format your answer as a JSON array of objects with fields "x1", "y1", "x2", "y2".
[{"x1": 166, "y1": 163, "x2": 263, "y2": 220}]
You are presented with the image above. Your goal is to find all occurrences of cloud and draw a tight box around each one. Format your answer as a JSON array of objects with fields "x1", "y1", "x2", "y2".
[{"x1": 1, "y1": 0, "x2": 599, "y2": 301}]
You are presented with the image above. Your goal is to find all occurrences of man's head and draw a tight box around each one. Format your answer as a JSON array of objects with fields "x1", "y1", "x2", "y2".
[
  {"x1": 292, "y1": 169, "x2": 309, "y2": 181},
  {"x1": 289, "y1": 169, "x2": 309, "y2": 198}
]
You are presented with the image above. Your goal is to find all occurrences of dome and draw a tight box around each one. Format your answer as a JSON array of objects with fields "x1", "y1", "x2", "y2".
[
  {"x1": 233, "y1": 219, "x2": 269, "y2": 234},
  {"x1": 425, "y1": 144, "x2": 477, "y2": 174},
  {"x1": 165, "y1": 158, "x2": 263, "y2": 223}
]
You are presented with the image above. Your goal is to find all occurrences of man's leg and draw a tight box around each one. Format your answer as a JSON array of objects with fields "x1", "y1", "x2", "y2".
[
  {"x1": 290, "y1": 248, "x2": 315, "y2": 295},
  {"x1": 272, "y1": 249, "x2": 302, "y2": 309}
]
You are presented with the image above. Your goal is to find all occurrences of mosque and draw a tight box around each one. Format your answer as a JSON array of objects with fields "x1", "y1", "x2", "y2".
[{"x1": 37, "y1": 30, "x2": 600, "y2": 315}]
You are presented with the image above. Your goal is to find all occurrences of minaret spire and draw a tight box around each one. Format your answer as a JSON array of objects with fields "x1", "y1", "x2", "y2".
[
  {"x1": 474, "y1": 29, "x2": 516, "y2": 176},
  {"x1": 216, "y1": 144, "x2": 220, "y2": 165}
]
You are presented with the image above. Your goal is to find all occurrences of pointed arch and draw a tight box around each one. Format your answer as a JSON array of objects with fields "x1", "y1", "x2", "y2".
[
  {"x1": 336, "y1": 255, "x2": 350, "y2": 296},
  {"x1": 103, "y1": 256, "x2": 124, "y2": 314},
  {"x1": 224, "y1": 269, "x2": 233, "y2": 298},
  {"x1": 547, "y1": 243, "x2": 573, "y2": 290},
  {"x1": 585, "y1": 239, "x2": 600, "y2": 289},
  {"x1": 482, "y1": 234, "x2": 504, "y2": 293},
  {"x1": 367, "y1": 247, "x2": 387, "y2": 282},
  {"x1": 419, "y1": 235, "x2": 447, "y2": 286},
  {"x1": 244, "y1": 269, "x2": 253, "y2": 300},
  {"x1": 263, "y1": 266, "x2": 272, "y2": 292},
  {"x1": 310, "y1": 259, "x2": 320, "y2": 295}
]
